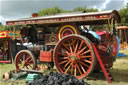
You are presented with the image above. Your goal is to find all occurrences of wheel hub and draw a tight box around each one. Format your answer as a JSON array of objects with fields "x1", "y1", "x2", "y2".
[
  {"x1": 69, "y1": 54, "x2": 77, "y2": 61},
  {"x1": 21, "y1": 61, "x2": 25, "y2": 67}
]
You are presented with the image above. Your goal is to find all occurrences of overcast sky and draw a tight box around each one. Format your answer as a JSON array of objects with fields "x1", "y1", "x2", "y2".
[{"x1": 0, "y1": 0, "x2": 128, "y2": 25}]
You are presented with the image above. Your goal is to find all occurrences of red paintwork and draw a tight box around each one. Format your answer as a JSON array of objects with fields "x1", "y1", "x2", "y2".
[
  {"x1": 96, "y1": 31, "x2": 107, "y2": 36},
  {"x1": 92, "y1": 44, "x2": 112, "y2": 83},
  {"x1": 113, "y1": 36, "x2": 118, "y2": 56},
  {"x1": 32, "y1": 13, "x2": 38, "y2": 17},
  {"x1": 40, "y1": 51, "x2": 53, "y2": 62},
  {"x1": 6, "y1": 12, "x2": 112, "y2": 26},
  {"x1": 95, "y1": 31, "x2": 116, "y2": 68},
  {"x1": 0, "y1": 60, "x2": 11, "y2": 63}
]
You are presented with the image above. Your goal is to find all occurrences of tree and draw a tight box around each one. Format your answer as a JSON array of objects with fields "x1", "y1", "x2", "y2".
[
  {"x1": 38, "y1": 6, "x2": 70, "y2": 16},
  {"x1": 86, "y1": 8, "x2": 98, "y2": 12},
  {"x1": 73, "y1": 6, "x2": 87, "y2": 12},
  {"x1": 119, "y1": 3, "x2": 128, "y2": 25},
  {"x1": 73, "y1": 6, "x2": 98, "y2": 12},
  {"x1": 38, "y1": 6, "x2": 99, "y2": 17},
  {"x1": 0, "y1": 24, "x2": 5, "y2": 31}
]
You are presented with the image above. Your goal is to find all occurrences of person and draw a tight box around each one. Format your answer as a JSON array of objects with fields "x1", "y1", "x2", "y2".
[
  {"x1": 28, "y1": 25, "x2": 37, "y2": 44},
  {"x1": 20, "y1": 27, "x2": 29, "y2": 43}
]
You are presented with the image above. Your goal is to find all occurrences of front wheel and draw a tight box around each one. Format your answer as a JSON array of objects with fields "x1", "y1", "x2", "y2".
[
  {"x1": 15, "y1": 50, "x2": 36, "y2": 70},
  {"x1": 54, "y1": 34, "x2": 96, "y2": 79}
]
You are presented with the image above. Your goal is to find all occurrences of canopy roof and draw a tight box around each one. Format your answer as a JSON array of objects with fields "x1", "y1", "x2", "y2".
[
  {"x1": 117, "y1": 26, "x2": 128, "y2": 30},
  {"x1": 6, "y1": 10, "x2": 121, "y2": 26}
]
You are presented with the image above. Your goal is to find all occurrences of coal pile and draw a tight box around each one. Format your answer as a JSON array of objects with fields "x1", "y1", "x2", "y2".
[{"x1": 27, "y1": 72, "x2": 90, "y2": 85}]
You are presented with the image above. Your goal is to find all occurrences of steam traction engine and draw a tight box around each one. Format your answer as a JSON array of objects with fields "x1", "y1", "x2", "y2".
[{"x1": 6, "y1": 10, "x2": 120, "y2": 83}]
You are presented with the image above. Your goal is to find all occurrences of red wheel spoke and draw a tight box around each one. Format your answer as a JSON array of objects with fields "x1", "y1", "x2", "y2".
[
  {"x1": 64, "y1": 61, "x2": 71, "y2": 68},
  {"x1": 19, "y1": 59, "x2": 23, "y2": 62},
  {"x1": 78, "y1": 41, "x2": 84, "y2": 50},
  {"x1": 60, "y1": 57, "x2": 69, "y2": 60},
  {"x1": 59, "y1": 60, "x2": 68, "y2": 65},
  {"x1": 28, "y1": 59, "x2": 33, "y2": 63},
  {"x1": 62, "y1": 43, "x2": 70, "y2": 52},
  {"x1": 61, "y1": 48, "x2": 69, "y2": 55},
  {"x1": 78, "y1": 46, "x2": 87, "y2": 54},
  {"x1": 72, "y1": 39, "x2": 75, "y2": 51},
  {"x1": 67, "y1": 40, "x2": 71, "y2": 45},
  {"x1": 74, "y1": 66, "x2": 77, "y2": 77},
  {"x1": 82, "y1": 59, "x2": 91, "y2": 64},
  {"x1": 74, "y1": 40, "x2": 79, "y2": 53},
  {"x1": 79, "y1": 60, "x2": 89, "y2": 68},
  {"x1": 79, "y1": 63, "x2": 86, "y2": 73},
  {"x1": 65, "y1": 51, "x2": 69, "y2": 55},
  {"x1": 71, "y1": 63, "x2": 73, "y2": 75},
  {"x1": 80, "y1": 50, "x2": 90, "y2": 56},
  {"x1": 58, "y1": 52, "x2": 68, "y2": 56},
  {"x1": 64, "y1": 63, "x2": 71, "y2": 73},
  {"x1": 80, "y1": 55, "x2": 92, "y2": 58},
  {"x1": 70, "y1": 46, "x2": 73, "y2": 53},
  {"x1": 25, "y1": 56, "x2": 31, "y2": 62},
  {"x1": 76, "y1": 63, "x2": 82, "y2": 75},
  {"x1": 23, "y1": 54, "x2": 26, "y2": 61}
]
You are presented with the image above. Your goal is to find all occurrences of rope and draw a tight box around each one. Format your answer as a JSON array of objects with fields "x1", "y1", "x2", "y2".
[{"x1": 107, "y1": 19, "x2": 111, "y2": 32}]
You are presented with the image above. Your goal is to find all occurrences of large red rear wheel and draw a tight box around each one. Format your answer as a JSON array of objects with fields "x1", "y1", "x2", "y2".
[
  {"x1": 15, "y1": 50, "x2": 36, "y2": 70},
  {"x1": 54, "y1": 35, "x2": 96, "y2": 79}
]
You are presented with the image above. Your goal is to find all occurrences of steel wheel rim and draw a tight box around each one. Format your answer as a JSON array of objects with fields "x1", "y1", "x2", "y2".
[
  {"x1": 54, "y1": 35, "x2": 95, "y2": 79},
  {"x1": 15, "y1": 52, "x2": 35, "y2": 70}
]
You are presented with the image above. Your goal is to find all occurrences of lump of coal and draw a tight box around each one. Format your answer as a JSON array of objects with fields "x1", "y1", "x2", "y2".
[{"x1": 27, "y1": 72, "x2": 90, "y2": 85}]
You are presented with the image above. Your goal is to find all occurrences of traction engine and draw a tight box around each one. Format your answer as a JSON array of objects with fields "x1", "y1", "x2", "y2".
[{"x1": 5, "y1": 10, "x2": 120, "y2": 83}]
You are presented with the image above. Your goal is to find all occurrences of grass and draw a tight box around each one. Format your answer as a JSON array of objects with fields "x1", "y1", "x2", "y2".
[
  {"x1": 86, "y1": 49, "x2": 128, "y2": 85},
  {"x1": 0, "y1": 63, "x2": 26, "y2": 85},
  {"x1": 86, "y1": 57, "x2": 128, "y2": 85},
  {"x1": 0, "y1": 49, "x2": 128, "y2": 85}
]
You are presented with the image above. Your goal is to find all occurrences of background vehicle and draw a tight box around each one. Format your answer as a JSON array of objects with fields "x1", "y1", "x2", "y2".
[
  {"x1": 0, "y1": 31, "x2": 21, "y2": 63},
  {"x1": 117, "y1": 26, "x2": 128, "y2": 49}
]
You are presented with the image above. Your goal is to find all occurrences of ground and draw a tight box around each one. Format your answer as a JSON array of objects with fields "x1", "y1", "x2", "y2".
[{"x1": 0, "y1": 50, "x2": 128, "y2": 85}]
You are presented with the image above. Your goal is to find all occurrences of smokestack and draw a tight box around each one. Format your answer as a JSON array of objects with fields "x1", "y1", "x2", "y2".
[{"x1": 32, "y1": 13, "x2": 38, "y2": 17}]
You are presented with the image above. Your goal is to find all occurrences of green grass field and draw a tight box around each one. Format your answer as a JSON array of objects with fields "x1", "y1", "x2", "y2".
[{"x1": 0, "y1": 50, "x2": 128, "y2": 85}]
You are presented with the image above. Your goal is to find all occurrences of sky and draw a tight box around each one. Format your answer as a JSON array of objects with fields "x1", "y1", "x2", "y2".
[{"x1": 0, "y1": 0, "x2": 128, "y2": 25}]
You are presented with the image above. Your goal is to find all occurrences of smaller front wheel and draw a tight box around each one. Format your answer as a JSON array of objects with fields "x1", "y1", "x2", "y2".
[{"x1": 15, "y1": 50, "x2": 36, "y2": 70}]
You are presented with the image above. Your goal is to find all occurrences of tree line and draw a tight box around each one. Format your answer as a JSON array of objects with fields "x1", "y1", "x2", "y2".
[{"x1": 0, "y1": 3, "x2": 128, "y2": 31}]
